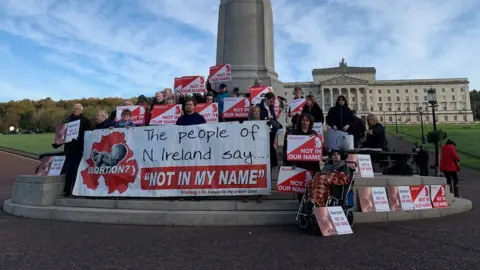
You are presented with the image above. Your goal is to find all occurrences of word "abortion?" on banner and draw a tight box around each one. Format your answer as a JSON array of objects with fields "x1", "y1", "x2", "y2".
[{"x1": 72, "y1": 121, "x2": 271, "y2": 197}]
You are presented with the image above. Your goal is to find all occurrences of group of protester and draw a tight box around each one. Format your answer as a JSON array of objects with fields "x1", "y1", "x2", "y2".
[{"x1": 56, "y1": 81, "x2": 462, "y2": 203}]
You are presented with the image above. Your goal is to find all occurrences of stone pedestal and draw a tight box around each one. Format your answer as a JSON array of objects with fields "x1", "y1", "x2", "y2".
[
  {"x1": 12, "y1": 175, "x2": 65, "y2": 206},
  {"x1": 215, "y1": 0, "x2": 283, "y2": 94}
]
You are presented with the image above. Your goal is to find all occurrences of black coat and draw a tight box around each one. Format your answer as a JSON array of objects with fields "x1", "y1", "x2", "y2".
[
  {"x1": 64, "y1": 114, "x2": 93, "y2": 157},
  {"x1": 326, "y1": 95, "x2": 355, "y2": 131},
  {"x1": 95, "y1": 119, "x2": 114, "y2": 130},
  {"x1": 302, "y1": 102, "x2": 324, "y2": 123},
  {"x1": 350, "y1": 116, "x2": 366, "y2": 137},
  {"x1": 362, "y1": 123, "x2": 387, "y2": 150},
  {"x1": 257, "y1": 99, "x2": 277, "y2": 121}
]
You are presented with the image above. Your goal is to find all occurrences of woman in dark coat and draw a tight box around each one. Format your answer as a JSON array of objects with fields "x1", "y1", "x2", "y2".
[
  {"x1": 362, "y1": 114, "x2": 387, "y2": 150},
  {"x1": 257, "y1": 92, "x2": 281, "y2": 168},
  {"x1": 326, "y1": 95, "x2": 355, "y2": 132},
  {"x1": 302, "y1": 95, "x2": 324, "y2": 123}
]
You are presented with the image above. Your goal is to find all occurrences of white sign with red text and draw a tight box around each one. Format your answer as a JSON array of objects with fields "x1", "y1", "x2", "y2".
[
  {"x1": 430, "y1": 184, "x2": 448, "y2": 208},
  {"x1": 249, "y1": 86, "x2": 273, "y2": 105},
  {"x1": 150, "y1": 105, "x2": 183, "y2": 125},
  {"x1": 65, "y1": 120, "x2": 80, "y2": 143},
  {"x1": 398, "y1": 186, "x2": 415, "y2": 210},
  {"x1": 195, "y1": 103, "x2": 219, "y2": 123},
  {"x1": 209, "y1": 64, "x2": 231, "y2": 83},
  {"x1": 371, "y1": 187, "x2": 390, "y2": 212},
  {"x1": 286, "y1": 135, "x2": 323, "y2": 161},
  {"x1": 115, "y1": 105, "x2": 146, "y2": 126},
  {"x1": 181, "y1": 76, "x2": 205, "y2": 94},
  {"x1": 36, "y1": 156, "x2": 66, "y2": 176},
  {"x1": 274, "y1": 97, "x2": 281, "y2": 118},
  {"x1": 174, "y1": 77, "x2": 182, "y2": 92},
  {"x1": 410, "y1": 185, "x2": 432, "y2": 210},
  {"x1": 289, "y1": 98, "x2": 306, "y2": 114},
  {"x1": 357, "y1": 154, "x2": 374, "y2": 177},
  {"x1": 327, "y1": 206, "x2": 353, "y2": 235},
  {"x1": 223, "y1": 97, "x2": 251, "y2": 119},
  {"x1": 72, "y1": 121, "x2": 271, "y2": 197},
  {"x1": 312, "y1": 123, "x2": 324, "y2": 141},
  {"x1": 276, "y1": 166, "x2": 313, "y2": 193}
]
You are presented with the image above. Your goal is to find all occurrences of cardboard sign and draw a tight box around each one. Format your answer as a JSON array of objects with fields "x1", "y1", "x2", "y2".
[
  {"x1": 386, "y1": 186, "x2": 402, "y2": 211},
  {"x1": 181, "y1": 76, "x2": 205, "y2": 94},
  {"x1": 150, "y1": 104, "x2": 182, "y2": 125},
  {"x1": 223, "y1": 97, "x2": 250, "y2": 119},
  {"x1": 54, "y1": 119, "x2": 80, "y2": 145},
  {"x1": 274, "y1": 97, "x2": 281, "y2": 118},
  {"x1": 313, "y1": 207, "x2": 353, "y2": 236},
  {"x1": 358, "y1": 187, "x2": 390, "y2": 212},
  {"x1": 326, "y1": 129, "x2": 354, "y2": 150},
  {"x1": 209, "y1": 64, "x2": 231, "y2": 83},
  {"x1": 398, "y1": 186, "x2": 415, "y2": 210},
  {"x1": 276, "y1": 166, "x2": 313, "y2": 193},
  {"x1": 195, "y1": 103, "x2": 219, "y2": 123},
  {"x1": 115, "y1": 105, "x2": 146, "y2": 126},
  {"x1": 357, "y1": 154, "x2": 374, "y2": 177},
  {"x1": 174, "y1": 77, "x2": 182, "y2": 92},
  {"x1": 410, "y1": 185, "x2": 432, "y2": 210},
  {"x1": 249, "y1": 86, "x2": 273, "y2": 105},
  {"x1": 430, "y1": 184, "x2": 448, "y2": 208},
  {"x1": 36, "y1": 156, "x2": 66, "y2": 176},
  {"x1": 312, "y1": 123, "x2": 323, "y2": 141},
  {"x1": 286, "y1": 135, "x2": 322, "y2": 161},
  {"x1": 289, "y1": 98, "x2": 306, "y2": 114}
]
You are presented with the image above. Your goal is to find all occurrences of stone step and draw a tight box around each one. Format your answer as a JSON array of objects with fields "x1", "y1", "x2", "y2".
[{"x1": 55, "y1": 198, "x2": 300, "y2": 211}]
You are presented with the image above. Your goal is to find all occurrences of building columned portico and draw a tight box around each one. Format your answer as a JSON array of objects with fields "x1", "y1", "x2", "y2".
[{"x1": 283, "y1": 58, "x2": 474, "y2": 124}]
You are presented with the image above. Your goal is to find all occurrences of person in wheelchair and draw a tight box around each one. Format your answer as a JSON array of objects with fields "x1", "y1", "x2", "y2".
[{"x1": 308, "y1": 150, "x2": 352, "y2": 207}]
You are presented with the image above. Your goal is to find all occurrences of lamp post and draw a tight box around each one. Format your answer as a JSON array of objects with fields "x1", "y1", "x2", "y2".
[
  {"x1": 418, "y1": 107, "x2": 425, "y2": 144},
  {"x1": 427, "y1": 88, "x2": 439, "y2": 176}
]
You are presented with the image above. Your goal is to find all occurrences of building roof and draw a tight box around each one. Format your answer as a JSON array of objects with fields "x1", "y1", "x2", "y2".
[
  {"x1": 371, "y1": 78, "x2": 469, "y2": 86},
  {"x1": 312, "y1": 58, "x2": 375, "y2": 76}
]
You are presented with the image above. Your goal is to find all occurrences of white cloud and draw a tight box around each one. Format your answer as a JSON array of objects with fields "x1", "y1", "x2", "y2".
[{"x1": 0, "y1": 0, "x2": 479, "y2": 102}]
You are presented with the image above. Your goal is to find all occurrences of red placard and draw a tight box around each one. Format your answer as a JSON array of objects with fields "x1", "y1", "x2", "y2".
[
  {"x1": 410, "y1": 185, "x2": 432, "y2": 210},
  {"x1": 286, "y1": 135, "x2": 323, "y2": 161},
  {"x1": 276, "y1": 166, "x2": 313, "y2": 193},
  {"x1": 223, "y1": 97, "x2": 251, "y2": 119},
  {"x1": 430, "y1": 184, "x2": 448, "y2": 208},
  {"x1": 150, "y1": 104, "x2": 182, "y2": 125},
  {"x1": 181, "y1": 76, "x2": 205, "y2": 94},
  {"x1": 174, "y1": 77, "x2": 182, "y2": 92},
  {"x1": 249, "y1": 86, "x2": 273, "y2": 105},
  {"x1": 209, "y1": 64, "x2": 231, "y2": 83},
  {"x1": 115, "y1": 105, "x2": 146, "y2": 126},
  {"x1": 195, "y1": 103, "x2": 219, "y2": 123}
]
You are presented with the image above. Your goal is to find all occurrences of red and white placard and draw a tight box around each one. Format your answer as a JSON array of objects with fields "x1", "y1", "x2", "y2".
[
  {"x1": 313, "y1": 207, "x2": 353, "y2": 236},
  {"x1": 209, "y1": 64, "x2": 231, "y2": 83},
  {"x1": 72, "y1": 121, "x2": 271, "y2": 197},
  {"x1": 358, "y1": 187, "x2": 390, "y2": 212},
  {"x1": 115, "y1": 105, "x2": 146, "y2": 126},
  {"x1": 150, "y1": 104, "x2": 182, "y2": 125},
  {"x1": 357, "y1": 154, "x2": 374, "y2": 177},
  {"x1": 195, "y1": 103, "x2": 219, "y2": 123},
  {"x1": 36, "y1": 156, "x2": 66, "y2": 176},
  {"x1": 289, "y1": 98, "x2": 306, "y2": 114},
  {"x1": 276, "y1": 166, "x2": 313, "y2": 193},
  {"x1": 410, "y1": 185, "x2": 432, "y2": 210},
  {"x1": 398, "y1": 186, "x2": 414, "y2": 210},
  {"x1": 174, "y1": 77, "x2": 182, "y2": 92},
  {"x1": 181, "y1": 76, "x2": 205, "y2": 94},
  {"x1": 430, "y1": 184, "x2": 448, "y2": 208},
  {"x1": 286, "y1": 135, "x2": 322, "y2": 161},
  {"x1": 250, "y1": 86, "x2": 273, "y2": 105},
  {"x1": 274, "y1": 97, "x2": 281, "y2": 118},
  {"x1": 223, "y1": 97, "x2": 251, "y2": 119}
]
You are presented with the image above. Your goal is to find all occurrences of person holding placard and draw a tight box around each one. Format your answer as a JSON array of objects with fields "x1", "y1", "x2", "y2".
[
  {"x1": 257, "y1": 92, "x2": 282, "y2": 168},
  {"x1": 301, "y1": 95, "x2": 324, "y2": 124},
  {"x1": 288, "y1": 87, "x2": 304, "y2": 127},
  {"x1": 326, "y1": 95, "x2": 355, "y2": 132}
]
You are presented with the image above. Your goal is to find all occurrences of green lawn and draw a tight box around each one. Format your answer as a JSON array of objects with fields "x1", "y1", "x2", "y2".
[
  {"x1": 385, "y1": 124, "x2": 480, "y2": 170},
  {"x1": 0, "y1": 133, "x2": 61, "y2": 154}
]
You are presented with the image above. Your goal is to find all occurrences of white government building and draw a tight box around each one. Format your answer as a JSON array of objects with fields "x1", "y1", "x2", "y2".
[{"x1": 283, "y1": 58, "x2": 474, "y2": 124}]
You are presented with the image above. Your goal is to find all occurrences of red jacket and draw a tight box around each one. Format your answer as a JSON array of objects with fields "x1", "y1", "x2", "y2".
[{"x1": 440, "y1": 144, "x2": 460, "y2": 172}]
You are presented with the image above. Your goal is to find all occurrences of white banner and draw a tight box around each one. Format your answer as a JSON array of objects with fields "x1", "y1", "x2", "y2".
[{"x1": 72, "y1": 122, "x2": 271, "y2": 197}]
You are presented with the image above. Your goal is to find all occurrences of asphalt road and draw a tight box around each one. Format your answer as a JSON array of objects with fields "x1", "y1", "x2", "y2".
[{"x1": 0, "y1": 150, "x2": 479, "y2": 270}]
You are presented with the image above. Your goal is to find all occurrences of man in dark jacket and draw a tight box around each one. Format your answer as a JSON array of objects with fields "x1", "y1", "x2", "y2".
[
  {"x1": 62, "y1": 103, "x2": 93, "y2": 196},
  {"x1": 176, "y1": 98, "x2": 207, "y2": 126},
  {"x1": 326, "y1": 95, "x2": 355, "y2": 132},
  {"x1": 257, "y1": 92, "x2": 281, "y2": 168},
  {"x1": 95, "y1": 109, "x2": 114, "y2": 129},
  {"x1": 416, "y1": 146, "x2": 429, "y2": 176},
  {"x1": 350, "y1": 110, "x2": 366, "y2": 148}
]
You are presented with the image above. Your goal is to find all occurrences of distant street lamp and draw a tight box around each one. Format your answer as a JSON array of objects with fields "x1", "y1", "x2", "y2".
[
  {"x1": 418, "y1": 107, "x2": 425, "y2": 144},
  {"x1": 427, "y1": 88, "x2": 439, "y2": 176},
  {"x1": 9, "y1": 126, "x2": 14, "y2": 132}
]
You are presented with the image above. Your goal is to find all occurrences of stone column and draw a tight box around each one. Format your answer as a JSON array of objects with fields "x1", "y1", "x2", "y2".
[
  {"x1": 329, "y1": 88, "x2": 333, "y2": 107},
  {"x1": 345, "y1": 88, "x2": 350, "y2": 106},
  {"x1": 366, "y1": 89, "x2": 370, "y2": 112},
  {"x1": 356, "y1": 88, "x2": 360, "y2": 111},
  {"x1": 321, "y1": 88, "x2": 325, "y2": 111}
]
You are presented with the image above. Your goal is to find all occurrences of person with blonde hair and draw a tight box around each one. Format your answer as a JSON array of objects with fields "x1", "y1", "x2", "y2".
[
  {"x1": 361, "y1": 113, "x2": 387, "y2": 150},
  {"x1": 248, "y1": 105, "x2": 261, "y2": 120},
  {"x1": 301, "y1": 95, "x2": 324, "y2": 123}
]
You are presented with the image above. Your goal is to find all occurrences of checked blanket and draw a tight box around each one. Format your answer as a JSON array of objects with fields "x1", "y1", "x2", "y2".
[{"x1": 307, "y1": 171, "x2": 350, "y2": 207}]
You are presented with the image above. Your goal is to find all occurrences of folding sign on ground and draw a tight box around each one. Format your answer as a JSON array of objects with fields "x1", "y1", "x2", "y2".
[
  {"x1": 223, "y1": 97, "x2": 250, "y2": 119},
  {"x1": 286, "y1": 135, "x2": 322, "y2": 161},
  {"x1": 289, "y1": 98, "x2": 306, "y2": 114},
  {"x1": 386, "y1": 185, "x2": 415, "y2": 211},
  {"x1": 181, "y1": 76, "x2": 205, "y2": 94},
  {"x1": 209, "y1": 64, "x2": 231, "y2": 83},
  {"x1": 115, "y1": 105, "x2": 146, "y2": 126},
  {"x1": 150, "y1": 105, "x2": 182, "y2": 125},
  {"x1": 249, "y1": 86, "x2": 273, "y2": 105},
  {"x1": 430, "y1": 184, "x2": 448, "y2": 208},
  {"x1": 313, "y1": 207, "x2": 353, "y2": 236},
  {"x1": 174, "y1": 77, "x2": 182, "y2": 92},
  {"x1": 357, "y1": 154, "x2": 374, "y2": 177},
  {"x1": 195, "y1": 103, "x2": 219, "y2": 123},
  {"x1": 276, "y1": 166, "x2": 313, "y2": 193},
  {"x1": 410, "y1": 185, "x2": 432, "y2": 210},
  {"x1": 36, "y1": 156, "x2": 66, "y2": 176},
  {"x1": 358, "y1": 187, "x2": 390, "y2": 212}
]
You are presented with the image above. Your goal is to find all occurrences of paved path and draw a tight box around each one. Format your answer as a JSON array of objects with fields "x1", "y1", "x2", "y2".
[{"x1": 1, "y1": 151, "x2": 480, "y2": 269}]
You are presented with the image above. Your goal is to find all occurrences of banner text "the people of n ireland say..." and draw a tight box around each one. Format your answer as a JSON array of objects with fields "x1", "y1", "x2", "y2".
[{"x1": 72, "y1": 121, "x2": 272, "y2": 197}]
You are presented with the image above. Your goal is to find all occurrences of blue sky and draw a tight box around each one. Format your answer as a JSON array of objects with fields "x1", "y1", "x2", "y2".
[{"x1": 0, "y1": 0, "x2": 479, "y2": 102}]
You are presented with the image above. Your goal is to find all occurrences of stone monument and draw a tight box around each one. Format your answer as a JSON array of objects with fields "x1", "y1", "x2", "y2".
[{"x1": 215, "y1": 0, "x2": 283, "y2": 94}]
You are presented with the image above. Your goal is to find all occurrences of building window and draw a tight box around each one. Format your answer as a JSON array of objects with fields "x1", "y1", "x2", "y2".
[
  {"x1": 370, "y1": 107, "x2": 374, "y2": 111},
  {"x1": 416, "y1": 116, "x2": 420, "y2": 121},
  {"x1": 396, "y1": 89, "x2": 399, "y2": 93},
  {"x1": 454, "y1": 116, "x2": 458, "y2": 121},
  {"x1": 369, "y1": 90, "x2": 372, "y2": 94},
  {"x1": 379, "y1": 97, "x2": 382, "y2": 102},
  {"x1": 414, "y1": 89, "x2": 418, "y2": 93},
  {"x1": 460, "y1": 87, "x2": 464, "y2": 92},
  {"x1": 426, "y1": 116, "x2": 429, "y2": 121},
  {"x1": 388, "y1": 97, "x2": 391, "y2": 101},
  {"x1": 380, "y1": 116, "x2": 383, "y2": 122},
  {"x1": 405, "y1": 89, "x2": 408, "y2": 93},
  {"x1": 461, "y1": 95, "x2": 465, "y2": 100},
  {"x1": 405, "y1": 96, "x2": 409, "y2": 101},
  {"x1": 424, "y1": 96, "x2": 427, "y2": 101},
  {"x1": 415, "y1": 96, "x2": 418, "y2": 101},
  {"x1": 442, "y1": 88, "x2": 445, "y2": 92},
  {"x1": 451, "y1": 88, "x2": 454, "y2": 92},
  {"x1": 284, "y1": 92, "x2": 288, "y2": 96},
  {"x1": 442, "y1": 103, "x2": 447, "y2": 110},
  {"x1": 452, "y1": 103, "x2": 457, "y2": 110},
  {"x1": 424, "y1": 88, "x2": 427, "y2": 93},
  {"x1": 389, "y1": 116, "x2": 392, "y2": 122},
  {"x1": 388, "y1": 108, "x2": 392, "y2": 111},
  {"x1": 452, "y1": 95, "x2": 455, "y2": 101},
  {"x1": 352, "y1": 97, "x2": 356, "y2": 102},
  {"x1": 379, "y1": 106, "x2": 383, "y2": 111},
  {"x1": 442, "y1": 96, "x2": 446, "y2": 102},
  {"x1": 387, "y1": 89, "x2": 390, "y2": 94},
  {"x1": 444, "y1": 115, "x2": 448, "y2": 121},
  {"x1": 396, "y1": 96, "x2": 400, "y2": 101},
  {"x1": 378, "y1": 90, "x2": 381, "y2": 94}
]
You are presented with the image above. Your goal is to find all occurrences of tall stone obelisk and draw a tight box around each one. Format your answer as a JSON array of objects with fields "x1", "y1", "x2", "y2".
[{"x1": 216, "y1": 0, "x2": 283, "y2": 93}]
